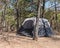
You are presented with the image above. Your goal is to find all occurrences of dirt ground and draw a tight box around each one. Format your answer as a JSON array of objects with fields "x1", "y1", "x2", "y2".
[{"x1": 0, "y1": 32, "x2": 60, "y2": 48}]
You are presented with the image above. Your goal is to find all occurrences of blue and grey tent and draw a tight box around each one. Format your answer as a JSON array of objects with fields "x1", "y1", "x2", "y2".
[{"x1": 17, "y1": 17, "x2": 53, "y2": 37}]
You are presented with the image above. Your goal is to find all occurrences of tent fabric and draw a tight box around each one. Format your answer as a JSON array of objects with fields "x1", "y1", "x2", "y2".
[
  {"x1": 17, "y1": 17, "x2": 53, "y2": 37},
  {"x1": 23, "y1": 20, "x2": 34, "y2": 29}
]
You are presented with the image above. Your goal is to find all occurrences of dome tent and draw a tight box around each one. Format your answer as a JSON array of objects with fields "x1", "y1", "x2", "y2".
[{"x1": 17, "y1": 17, "x2": 53, "y2": 37}]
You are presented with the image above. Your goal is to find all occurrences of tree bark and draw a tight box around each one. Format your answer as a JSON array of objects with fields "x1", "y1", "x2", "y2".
[
  {"x1": 54, "y1": 0, "x2": 58, "y2": 30},
  {"x1": 41, "y1": 0, "x2": 45, "y2": 18},
  {"x1": 16, "y1": 0, "x2": 19, "y2": 32},
  {"x1": 2, "y1": 3, "x2": 7, "y2": 31},
  {"x1": 33, "y1": 0, "x2": 41, "y2": 41}
]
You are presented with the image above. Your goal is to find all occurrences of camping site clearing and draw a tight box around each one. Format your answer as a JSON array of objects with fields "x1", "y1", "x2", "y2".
[{"x1": 0, "y1": 32, "x2": 60, "y2": 48}]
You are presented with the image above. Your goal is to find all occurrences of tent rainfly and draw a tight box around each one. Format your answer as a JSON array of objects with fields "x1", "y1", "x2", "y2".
[{"x1": 17, "y1": 17, "x2": 53, "y2": 37}]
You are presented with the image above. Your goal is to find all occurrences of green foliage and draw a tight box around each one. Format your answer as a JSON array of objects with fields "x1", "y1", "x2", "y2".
[
  {"x1": 57, "y1": 14, "x2": 60, "y2": 22},
  {"x1": 6, "y1": 8, "x2": 14, "y2": 16},
  {"x1": 26, "y1": 12, "x2": 36, "y2": 18},
  {"x1": 0, "y1": 12, "x2": 2, "y2": 16},
  {"x1": 45, "y1": 9, "x2": 54, "y2": 20},
  {"x1": 5, "y1": 15, "x2": 16, "y2": 25}
]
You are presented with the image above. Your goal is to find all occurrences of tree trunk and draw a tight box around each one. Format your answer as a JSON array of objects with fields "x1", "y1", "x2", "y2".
[
  {"x1": 16, "y1": 0, "x2": 19, "y2": 32},
  {"x1": 54, "y1": 0, "x2": 58, "y2": 30},
  {"x1": 2, "y1": 4, "x2": 7, "y2": 31},
  {"x1": 33, "y1": 0, "x2": 41, "y2": 41},
  {"x1": 41, "y1": 0, "x2": 45, "y2": 18}
]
